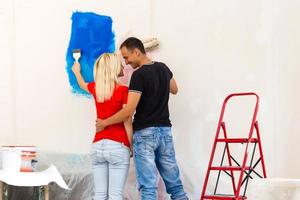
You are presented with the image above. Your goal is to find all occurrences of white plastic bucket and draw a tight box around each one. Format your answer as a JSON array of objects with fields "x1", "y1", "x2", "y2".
[
  {"x1": 1, "y1": 146, "x2": 37, "y2": 172},
  {"x1": 1, "y1": 147, "x2": 22, "y2": 172}
]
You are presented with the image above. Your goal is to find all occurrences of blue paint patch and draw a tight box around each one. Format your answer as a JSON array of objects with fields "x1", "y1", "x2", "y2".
[{"x1": 66, "y1": 11, "x2": 115, "y2": 96}]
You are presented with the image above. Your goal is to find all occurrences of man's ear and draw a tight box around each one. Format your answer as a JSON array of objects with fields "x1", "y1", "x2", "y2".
[{"x1": 134, "y1": 48, "x2": 140, "y2": 56}]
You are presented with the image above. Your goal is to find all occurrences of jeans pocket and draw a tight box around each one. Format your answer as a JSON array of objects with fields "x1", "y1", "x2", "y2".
[
  {"x1": 162, "y1": 134, "x2": 175, "y2": 156},
  {"x1": 134, "y1": 134, "x2": 154, "y2": 156},
  {"x1": 91, "y1": 150, "x2": 106, "y2": 166},
  {"x1": 109, "y1": 149, "x2": 130, "y2": 166}
]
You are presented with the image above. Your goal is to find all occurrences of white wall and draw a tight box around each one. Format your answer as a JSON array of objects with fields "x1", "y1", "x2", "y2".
[
  {"x1": 1, "y1": 0, "x2": 300, "y2": 198},
  {"x1": 149, "y1": 0, "x2": 300, "y2": 181},
  {"x1": 0, "y1": 0, "x2": 15, "y2": 144},
  {"x1": 9, "y1": 0, "x2": 152, "y2": 153}
]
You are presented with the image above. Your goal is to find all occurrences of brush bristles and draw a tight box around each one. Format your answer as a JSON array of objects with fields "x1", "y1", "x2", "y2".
[{"x1": 73, "y1": 49, "x2": 81, "y2": 62}]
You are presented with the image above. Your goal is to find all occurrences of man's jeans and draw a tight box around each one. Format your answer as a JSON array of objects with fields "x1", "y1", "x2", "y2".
[
  {"x1": 133, "y1": 127, "x2": 188, "y2": 200},
  {"x1": 91, "y1": 139, "x2": 130, "y2": 200}
]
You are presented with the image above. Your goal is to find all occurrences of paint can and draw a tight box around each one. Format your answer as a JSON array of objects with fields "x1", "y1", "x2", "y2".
[
  {"x1": 1, "y1": 146, "x2": 37, "y2": 172},
  {"x1": 1, "y1": 147, "x2": 22, "y2": 172}
]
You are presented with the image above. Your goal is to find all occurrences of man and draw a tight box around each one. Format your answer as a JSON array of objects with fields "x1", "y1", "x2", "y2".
[{"x1": 96, "y1": 37, "x2": 188, "y2": 200}]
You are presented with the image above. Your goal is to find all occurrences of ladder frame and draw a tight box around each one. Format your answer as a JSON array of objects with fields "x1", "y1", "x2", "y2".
[{"x1": 200, "y1": 92, "x2": 267, "y2": 200}]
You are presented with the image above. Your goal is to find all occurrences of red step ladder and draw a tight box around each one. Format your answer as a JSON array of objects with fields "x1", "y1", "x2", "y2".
[{"x1": 200, "y1": 93, "x2": 267, "y2": 200}]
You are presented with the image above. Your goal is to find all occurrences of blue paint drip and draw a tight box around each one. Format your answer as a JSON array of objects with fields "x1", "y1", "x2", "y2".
[{"x1": 66, "y1": 11, "x2": 115, "y2": 96}]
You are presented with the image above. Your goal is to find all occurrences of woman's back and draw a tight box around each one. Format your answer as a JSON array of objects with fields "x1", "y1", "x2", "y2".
[{"x1": 88, "y1": 82, "x2": 130, "y2": 147}]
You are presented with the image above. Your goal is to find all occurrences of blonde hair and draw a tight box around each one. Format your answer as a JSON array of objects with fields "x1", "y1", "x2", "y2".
[{"x1": 93, "y1": 53, "x2": 121, "y2": 102}]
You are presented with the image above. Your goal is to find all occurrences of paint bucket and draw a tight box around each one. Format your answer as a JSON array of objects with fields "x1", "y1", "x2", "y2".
[
  {"x1": 1, "y1": 146, "x2": 37, "y2": 172},
  {"x1": 1, "y1": 147, "x2": 22, "y2": 172}
]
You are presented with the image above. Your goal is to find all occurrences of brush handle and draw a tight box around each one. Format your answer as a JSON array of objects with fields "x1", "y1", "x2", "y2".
[{"x1": 73, "y1": 52, "x2": 81, "y2": 62}]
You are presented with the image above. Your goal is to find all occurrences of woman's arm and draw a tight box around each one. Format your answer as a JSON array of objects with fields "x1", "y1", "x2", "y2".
[{"x1": 72, "y1": 62, "x2": 89, "y2": 92}]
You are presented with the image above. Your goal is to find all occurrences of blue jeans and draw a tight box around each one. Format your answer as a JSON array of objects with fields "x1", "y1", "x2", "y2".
[
  {"x1": 91, "y1": 139, "x2": 130, "y2": 200},
  {"x1": 133, "y1": 127, "x2": 188, "y2": 200}
]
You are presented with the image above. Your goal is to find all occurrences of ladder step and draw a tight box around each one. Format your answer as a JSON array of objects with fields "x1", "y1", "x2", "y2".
[
  {"x1": 203, "y1": 194, "x2": 247, "y2": 199},
  {"x1": 217, "y1": 138, "x2": 258, "y2": 143},
  {"x1": 210, "y1": 166, "x2": 250, "y2": 171}
]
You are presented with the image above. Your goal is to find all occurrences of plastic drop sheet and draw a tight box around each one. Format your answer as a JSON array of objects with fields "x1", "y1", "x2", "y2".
[{"x1": 0, "y1": 151, "x2": 196, "y2": 200}]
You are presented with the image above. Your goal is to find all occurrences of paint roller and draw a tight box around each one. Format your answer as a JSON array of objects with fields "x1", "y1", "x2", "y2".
[
  {"x1": 72, "y1": 49, "x2": 81, "y2": 62},
  {"x1": 142, "y1": 38, "x2": 159, "y2": 52}
]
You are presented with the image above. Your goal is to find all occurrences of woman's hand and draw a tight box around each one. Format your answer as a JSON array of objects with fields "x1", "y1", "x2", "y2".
[{"x1": 72, "y1": 61, "x2": 81, "y2": 73}]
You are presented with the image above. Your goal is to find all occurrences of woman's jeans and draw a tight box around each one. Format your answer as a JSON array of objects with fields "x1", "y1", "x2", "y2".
[
  {"x1": 91, "y1": 139, "x2": 130, "y2": 200},
  {"x1": 133, "y1": 127, "x2": 188, "y2": 200}
]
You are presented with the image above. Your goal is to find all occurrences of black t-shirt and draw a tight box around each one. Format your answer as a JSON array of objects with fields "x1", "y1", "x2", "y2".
[{"x1": 129, "y1": 61, "x2": 173, "y2": 130}]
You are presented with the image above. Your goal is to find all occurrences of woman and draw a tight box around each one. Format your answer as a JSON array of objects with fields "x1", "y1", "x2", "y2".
[{"x1": 72, "y1": 53, "x2": 132, "y2": 200}]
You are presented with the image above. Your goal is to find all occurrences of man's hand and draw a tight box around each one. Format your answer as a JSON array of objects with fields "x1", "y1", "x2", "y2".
[
  {"x1": 96, "y1": 119, "x2": 107, "y2": 132},
  {"x1": 130, "y1": 145, "x2": 133, "y2": 158}
]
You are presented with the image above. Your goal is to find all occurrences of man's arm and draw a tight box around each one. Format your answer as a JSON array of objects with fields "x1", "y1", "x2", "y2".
[
  {"x1": 96, "y1": 92, "x2": 141, "y2": 132},
  {"x1": 170, "y1": 77, "x2": 178, "y2": 95}
]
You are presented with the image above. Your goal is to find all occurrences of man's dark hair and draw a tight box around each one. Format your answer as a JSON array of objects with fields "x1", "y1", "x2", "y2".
[{"x1": 120, "y1": 37, "x2": 146, "y2": 54}]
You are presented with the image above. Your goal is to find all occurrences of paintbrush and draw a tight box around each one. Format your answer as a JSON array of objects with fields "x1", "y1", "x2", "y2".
[{"x1": 72, "y1": 49, "x2": 81, "y2": 62}]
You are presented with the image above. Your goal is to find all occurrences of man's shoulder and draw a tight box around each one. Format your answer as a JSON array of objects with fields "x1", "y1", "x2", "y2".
[
  {"x1": 141, "y1": 61, "x2": 167, "y2": 70},
  {"x1": 153, "y1": 61, "x2": 167, "y2": 67},
  {"x1": 154, "y1": 61, "x2": 164, "y2": 64},
  {"x1": 152, "y1": 62, "x2": 171, "y2": 72},
  {"x1": 133, "y1": 61, "x2": 168, "y2": 76}
]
